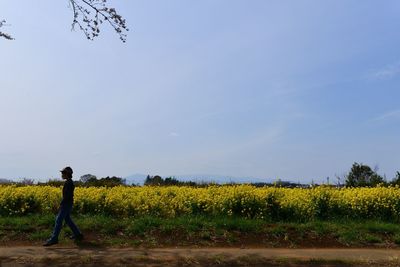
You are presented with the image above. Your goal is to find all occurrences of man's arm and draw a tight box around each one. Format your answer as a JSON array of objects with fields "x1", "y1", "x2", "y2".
[{"x1": 60, "y1": 181, "x2": 74, "y2": 207}]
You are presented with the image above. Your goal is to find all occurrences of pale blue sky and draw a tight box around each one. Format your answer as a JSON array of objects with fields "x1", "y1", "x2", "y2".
[{"x1": 1, "y1": 1, "x2": 400, "y2": 183}]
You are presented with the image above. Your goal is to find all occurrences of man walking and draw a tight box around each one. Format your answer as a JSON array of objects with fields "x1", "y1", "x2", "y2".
[{"x1": 44, "y1": 166, "x2": 84, "y2": 246}]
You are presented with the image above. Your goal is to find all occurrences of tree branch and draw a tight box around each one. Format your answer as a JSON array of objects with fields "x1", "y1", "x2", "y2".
[
  {"x1": 0, "y1": 20, "x2": 14, "y2": 40},
  {"x1": 1, "y1": 0, "x2": 128, "y2": 42},
  {"x1": 69, "y1": 0, "x2": 129, "y2": 42}
]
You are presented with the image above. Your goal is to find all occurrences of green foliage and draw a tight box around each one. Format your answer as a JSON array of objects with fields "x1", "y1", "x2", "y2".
[
  {"x1": 83, "y1": 176, "x2": 126, "y2": 187},
  {"x1": 144, "y1": 175, "x2": 199, "y2": 186},
  {"x1": 37, "y1": 179, "x2": 65, "y2": 187},
  {"x1": 35, "y1": 175, "x2": 126, "y2": 188},
  {"x1": 390, "y1": 171, "x2": 400, "y2": 186},
  {"x1": 345, "y1": 162, "x2": 385, "y2": 187},
  {"x1": 80, "y1": 174, "x2": 97, "y2": 183},
  {"x1": 3, "y1": 214, "x2": 400, "y2": 248}
]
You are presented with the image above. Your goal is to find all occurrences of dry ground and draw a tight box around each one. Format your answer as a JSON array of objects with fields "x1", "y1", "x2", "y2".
[{"x1": 2, "y1": 246, "x2": 400, "y2": 267}]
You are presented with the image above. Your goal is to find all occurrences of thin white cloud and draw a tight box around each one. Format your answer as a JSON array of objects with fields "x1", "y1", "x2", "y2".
[
  {"x1": 169, "y1": 132, "x2": 180, "y2": 137},
  {"x1": 371, "y1": 110, "x2": 400, "y2": 122},
  {"x1": 371, "y1": 63, "x2": 400, "y2": 80}
]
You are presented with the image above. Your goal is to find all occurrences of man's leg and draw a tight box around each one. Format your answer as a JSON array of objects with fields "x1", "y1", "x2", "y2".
[
  {"x1": 64, "y1": 207, "x2": 82, "y2": 237},
  {"x1": 48, "y1": 207, "x2": 68, "y2": 242}
]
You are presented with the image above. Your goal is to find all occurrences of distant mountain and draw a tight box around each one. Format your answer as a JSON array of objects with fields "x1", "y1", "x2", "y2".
[{"x1": 124, "y1": 173, "x2": 272, "y2": 185}]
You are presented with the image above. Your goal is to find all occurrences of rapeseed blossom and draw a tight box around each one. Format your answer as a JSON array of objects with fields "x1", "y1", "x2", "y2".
[{"x1": 1, "y1": 185, "x2": 400, "y2": 221}]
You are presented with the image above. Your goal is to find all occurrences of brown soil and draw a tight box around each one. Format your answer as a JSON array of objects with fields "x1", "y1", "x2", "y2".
[
  {"x1": 2, "y1": 229, "x2": 396, "y2": 249},
  {"x1": 1, "y1": 247, "x2": 400, "y2": 267}
]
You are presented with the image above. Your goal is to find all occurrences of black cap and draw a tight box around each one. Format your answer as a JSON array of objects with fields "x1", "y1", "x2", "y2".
[{"x1": 60, "y1": 166, "x2": 73, "y2": 175}]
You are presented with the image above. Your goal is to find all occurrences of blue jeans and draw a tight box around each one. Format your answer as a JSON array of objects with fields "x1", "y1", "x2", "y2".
[{"x1": 50, "y1": 204, "x2": 81, "y2": 242}]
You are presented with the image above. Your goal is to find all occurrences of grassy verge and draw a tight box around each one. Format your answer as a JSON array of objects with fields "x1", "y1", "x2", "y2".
[{"x1": 1, "y1": 214, "x2": 400, "y2": 247}]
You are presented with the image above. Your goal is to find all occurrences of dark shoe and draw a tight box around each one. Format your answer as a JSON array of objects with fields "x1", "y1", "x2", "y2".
[
  {"x1": 69, "y1": 233, "x2": 84, "y2": 241},
  {"x1": 43, "y1": 239, "x2": 58, "y2": 246}
]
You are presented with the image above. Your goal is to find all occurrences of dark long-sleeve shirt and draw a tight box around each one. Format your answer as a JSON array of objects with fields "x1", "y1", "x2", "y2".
[{"x1": 60, "y1": 178, "x2": 75, "y2": 207}]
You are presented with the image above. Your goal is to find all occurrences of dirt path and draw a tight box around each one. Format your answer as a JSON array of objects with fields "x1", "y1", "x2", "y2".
[{"x1": 1, "y1": 246, "x2": 400, "y2": 266}]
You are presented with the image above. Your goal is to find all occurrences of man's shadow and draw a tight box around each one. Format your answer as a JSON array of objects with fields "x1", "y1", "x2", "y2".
[
  {"x1": 74, "y1": 239, "x2": 104, "y2": 249},
  {"x1": 62, "y1": 231, "x2": 105, "y2": 249}
]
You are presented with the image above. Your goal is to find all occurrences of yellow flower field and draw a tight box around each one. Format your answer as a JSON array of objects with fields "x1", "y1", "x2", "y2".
[{"x1": 1, "y1": 185, "x2": 400, "y2": 221}]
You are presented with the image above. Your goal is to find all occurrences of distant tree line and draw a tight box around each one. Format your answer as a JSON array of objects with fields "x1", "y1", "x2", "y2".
[
  {"x1": 1, "y1": 163, "x2": 399, "y2": 188},
  {"x1": 144, "y1": 175, "x2": 204, "y2": 187},
  {"x1": 33, "y1": 175, "x2": 126, "y2": 187}
]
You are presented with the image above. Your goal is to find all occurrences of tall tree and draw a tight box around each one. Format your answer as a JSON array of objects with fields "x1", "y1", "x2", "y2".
[
  {"x1": 1, "y1": 0, "x2": 128, "y2": 41},
  {"x1": 345, "y1": 162, "x2": 385, "y2": 187},
  {"x1": 391, "y1": 171, "x2": 400, "y2": 186},
  {"x1": 80, "y1": 174, "x2": 97, "y2": 183}
]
